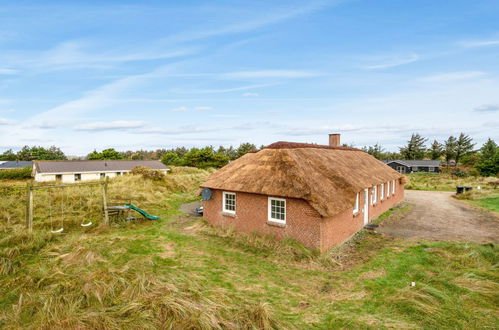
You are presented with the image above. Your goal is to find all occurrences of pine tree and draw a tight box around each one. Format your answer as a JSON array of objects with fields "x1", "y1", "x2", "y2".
[
  {"x1": 429, "y1": 140, "x2": 443, "y2": 160},
  {"x1": 480, "y1": 138, "x2": 497, "y2": 160},
  {"x1": 455, "y1": 133, "x2": 475, "y2": 164},
  {"x1": 399, "y1": 133, "x2": 427, "y2": 160},
  {"x1": 444, "y1": 136, "x2": 457, "y2": 163}
]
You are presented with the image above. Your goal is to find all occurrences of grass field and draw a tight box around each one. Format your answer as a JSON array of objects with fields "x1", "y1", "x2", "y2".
[
  {"x1": 405, "y1": 172, "x2": 498, "y2": 192},
  {"x1": 1, "y1": 169, "x2": 498, "y2": 328}
]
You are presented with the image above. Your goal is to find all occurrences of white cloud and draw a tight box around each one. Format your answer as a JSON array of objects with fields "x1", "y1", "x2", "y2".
[
  {"x1": 172, "y1": 84, "x2": 271, "y2": 94},
  {"x1": 473, "y1": 104, "x2": 499, "y2": 112},
  {"x1": 363, "y1": 53, "x2": 420, "y2": 70},
  {"x1": 1, "y1": 40, "x2": 197, "y2": 72},
  {"x1": 242, "y1": 92, "x2": 259, "y2": 97},
  {"x1": 75, "y1": 120, "x2": 147, "y2": 131},
  {"x1": 194, "y1": 106, "x2": 212, "y2": 111},
  {"x1": 419, "y1": 71, "x2": 486, "y2": 82},
  {"x1": 458, "y1": 39, "x2": 499, "y2": 48},
  {"x1": 164, "y1": 1, "x2": 337, "y2": 43},
  {"x1": 0, "y1": 118, "x2": 14, "y2": 125},
  {"x1": 223, "y1": 70, "x2": 320, "y2": 79},
  {"x1": 171, "y1": 106, "x2": 188, "y2": 112}
]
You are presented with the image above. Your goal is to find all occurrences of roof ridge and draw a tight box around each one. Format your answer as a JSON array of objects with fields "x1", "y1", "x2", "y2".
[{"x1": 265, "y1": 141, "x2": 362, "y2": 152}]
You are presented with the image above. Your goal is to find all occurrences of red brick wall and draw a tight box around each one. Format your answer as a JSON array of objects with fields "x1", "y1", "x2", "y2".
[
  {"x1": 203, "y1": 180, "x2": 405, "y2": 251},
  {"x1": 319, "y1": 179, "x2": 405, "y2": 250},
  {"x1": 203, "y1": 190, "x2": 322, "y2": 249}
]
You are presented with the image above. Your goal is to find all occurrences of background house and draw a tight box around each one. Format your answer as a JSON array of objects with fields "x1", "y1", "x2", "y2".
[
  {"x1": 0, "y1": 161, "x2": 33, "y2": 170},
  {"x1": 201, "y1": 134, "x2": 405, "y2": 251},
  {"x1": 383, "y1": 160, "x2": 441, "y2": 174},
  {"x1": 33, "y1": 160, "x2": 169, "y2": 183}
]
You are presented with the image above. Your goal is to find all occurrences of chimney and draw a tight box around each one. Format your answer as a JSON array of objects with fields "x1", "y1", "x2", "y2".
[{"x1": 329, "y1": 133, "x2": 341, "y2": 147}]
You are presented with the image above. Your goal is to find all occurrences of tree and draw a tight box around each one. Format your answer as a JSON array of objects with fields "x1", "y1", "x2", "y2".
[
  {"x1": 87, "y1": 148, "x2": 123, "y2": 160},
  {"x1": 476, "y1": 138, "x2": 499, "y2": 176},
  {"x1": 182, "y1": 147, "x2": 229, "y2": 169},
  {"x1": 429, "y1": 140, "x2": 443, "y2": 160},
  {"x1": 15, "y1": 145, "x2": 66, "y2": 160},
  {"x1": 161, "y1": 152, "x2": 182, "y2": 166},
  {"x1": 480, "y1": 138, "x2": 497, "y2": 160},
  {"x1": 0, "y1": 149, "x2": 16, "y2": 161},
  {"x1": 236, "y1": 143, "x2": 257, "y2": 159},
  {"x1": 454, "y1": 133, "x2": 475, "y2": 164},
  {"x1": 363, "y1": 143, "x2": 384, "y2": 160},
  {"x1": 444, "y1": 136, "x2": 457, "y2": 163},
  {"x1": 399, "y1": 133, "x2": 427, "y2": 160}
]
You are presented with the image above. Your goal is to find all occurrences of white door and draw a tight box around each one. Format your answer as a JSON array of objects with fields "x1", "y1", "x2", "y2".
[{"x1": 363, "y1": 188, "x2": 369, "y2": 225}]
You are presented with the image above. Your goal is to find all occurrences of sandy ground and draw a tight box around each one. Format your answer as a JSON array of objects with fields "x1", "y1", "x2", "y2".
[
  {"x1": 179, "y1": 201, "x2": 202, "y2": 216},
  {"x1": 378, "y1": 190, "x2": 499, "y2": 243}
]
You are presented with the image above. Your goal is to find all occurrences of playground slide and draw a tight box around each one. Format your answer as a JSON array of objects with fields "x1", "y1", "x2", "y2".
[{"x1": 124, "y1": 204, "x2": 160, "y2": 220}]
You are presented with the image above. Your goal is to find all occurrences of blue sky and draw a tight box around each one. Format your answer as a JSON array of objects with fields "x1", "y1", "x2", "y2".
[{"x1": 0, "y1": 0, "x2": 498, "y2": 155}]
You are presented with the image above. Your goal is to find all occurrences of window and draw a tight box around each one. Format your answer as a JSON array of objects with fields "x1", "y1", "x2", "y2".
[
  {"x1": 74, "y1": 173, "x2": 81, "y2": 181},
  {"x1": 371, "y1": 186, "x2": 377, "y2": 205},
  {"x1": 429, "y1": 167, "x2": 435, "y2": 172},
  {"x1": 55, "y1": 174, "x2": 62, "y2": 182},
  {"x1": 380, "y1": 183, "x2": 384, "y2": 200},
  {"x1": 353, "y1": 193, "x2": 360, "y2": 214},
  {"x1": 100, "y1": 173, "x2": 106, "y2": 179},
  {"x1": 412, "y1": 166, "x2": 418, "y2": 172},
  {"x1": 396, "y1": 166, "x2": 405, "y2": 173},
  {"x1": 116, "y1": 172, "x2": 121, "y2": 176},
  {"x1": 387, "y1": 181, "x2": 391, "y2": 197},
  {"x1": 222, "y1": 192, "x2": 236, "y2": 214},
  {"x1": 268, "y1": 197, "x2": 286, "y2": 223},
  {"x1": 392, "y1": 180, "x2": 396, "y2": 194}
]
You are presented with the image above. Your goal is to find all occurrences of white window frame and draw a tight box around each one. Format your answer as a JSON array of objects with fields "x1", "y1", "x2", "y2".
[
  {"x1": 387, "y1": 181, "x2": 391, "y2": 197},
  {"x1": 268, "y1": 197, "x2": 286, "y2": 224},
  {"x1": 429, "y1": 167, "x2": 435, "y2": 172},
  {"x1": 380, "y1": 183, "x2": 384, "y2": 201},
  {"x1": 222, "y1": 191, "x2": 236, "y2": 214},
  {"x1": 392, "y1": 180, "x2": 396, "y2": 194},
  {"x1": 353, "y1": 192, "x2": 360, "y2": 214},
  {"x1": 371, "y1": 185, "x2": 377, "y2": 205}
]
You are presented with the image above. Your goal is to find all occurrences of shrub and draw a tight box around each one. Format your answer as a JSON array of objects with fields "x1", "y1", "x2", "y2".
[
  {"x1": 129, "y1": 166, "x2": 165, "y2": 181},
  {"x1": 0, "y1": 166, "x2": 32, "y2": 180}
]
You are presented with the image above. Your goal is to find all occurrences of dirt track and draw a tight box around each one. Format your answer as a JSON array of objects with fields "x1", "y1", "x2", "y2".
[{"x1": 378, "y1": 190, "x2": 499, "y2": 243}]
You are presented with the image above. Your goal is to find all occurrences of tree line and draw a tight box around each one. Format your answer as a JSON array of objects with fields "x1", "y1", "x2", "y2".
[
  {"x1": 1, "y1": 135, "x2": 497, "y2": 175},
  {"x1": 362, "y1": 133, "x2": 498, "y2": 176},
  {"x1": 0, "y1": 143, "x2": 260, "y2": 170}
]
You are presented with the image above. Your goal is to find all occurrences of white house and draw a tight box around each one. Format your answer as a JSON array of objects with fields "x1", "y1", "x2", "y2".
[{"x1": 33, "y1": 160, "x2": 170, "y2": 183}]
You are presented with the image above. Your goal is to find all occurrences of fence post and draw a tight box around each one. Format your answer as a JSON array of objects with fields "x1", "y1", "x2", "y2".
[
  {"x1": 101, "y1": 178, "x2": 109, "y2": 225},
  {"x1": 26, "y1": 181, "x2": 33, "y2": 232}
]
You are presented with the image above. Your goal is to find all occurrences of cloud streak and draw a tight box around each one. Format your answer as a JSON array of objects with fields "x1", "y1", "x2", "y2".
[
  {"x1": 75, "y1": 120, "x2": 147, "y2": 131},
  {"x1": 223, "y1": 70, "x2": 321, "y2": 79},
  {"x1": 473, "y1": 104, "x2": 499, "y2": 112},
  {"x1": 363, "y1": 53, "x2": 420, "y2": 70},
  {"x1": 458, "y1": 39, "x2": 499, "y2": 48}
]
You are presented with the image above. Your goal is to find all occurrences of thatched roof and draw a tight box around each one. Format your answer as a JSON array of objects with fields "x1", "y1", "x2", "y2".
[{"x1": 201, "y1": 142, "x2": 405, "y2": 218}]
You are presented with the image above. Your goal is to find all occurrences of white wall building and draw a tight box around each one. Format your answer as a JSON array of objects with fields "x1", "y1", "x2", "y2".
[{"x1": 33, "y1": 160, "x2": 170, "y2": 183}]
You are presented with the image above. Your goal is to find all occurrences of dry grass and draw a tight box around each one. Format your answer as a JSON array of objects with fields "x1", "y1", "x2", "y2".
[{"x1": 1, "y1": 170, "x2": 498, "y2": 329}]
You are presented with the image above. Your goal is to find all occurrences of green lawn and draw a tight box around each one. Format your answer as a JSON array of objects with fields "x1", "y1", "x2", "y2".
[
  {"x1": 1, "y1": 173, "x2": 498, "y2": 328},
  {"x1": 470, "y1": 196, "x2": 499, "y2": 213}
]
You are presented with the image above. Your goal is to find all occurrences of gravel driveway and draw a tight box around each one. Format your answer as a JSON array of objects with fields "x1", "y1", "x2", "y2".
[{"x1": 378, "y1": 190, "x2": 499, "y2": 243}]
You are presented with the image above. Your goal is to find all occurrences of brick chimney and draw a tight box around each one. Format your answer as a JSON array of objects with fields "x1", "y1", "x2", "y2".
[{"x1": 329, "y1": 134, "x2": 341, "y2": 147}]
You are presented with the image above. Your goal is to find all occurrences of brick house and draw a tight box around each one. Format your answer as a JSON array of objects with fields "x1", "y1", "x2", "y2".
[{"x1": 200, "y1": 134, "x2": 406, "y2": 251}]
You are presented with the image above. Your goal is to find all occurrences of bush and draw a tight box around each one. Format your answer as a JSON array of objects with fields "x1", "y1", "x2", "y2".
[
  {"x1": 0, "y1": 166, "x2": 32, "y2": 180},
  {"x1": 129, "y1": 166, "x2": 165, "y2": 181}
]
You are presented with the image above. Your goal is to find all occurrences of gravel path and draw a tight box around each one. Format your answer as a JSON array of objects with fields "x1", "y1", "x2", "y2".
[{"x1": 378, "y1": 190, "x2": 499, "y2": 243}]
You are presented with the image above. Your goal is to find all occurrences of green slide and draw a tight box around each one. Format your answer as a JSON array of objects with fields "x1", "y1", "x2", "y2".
[{"x1": 124, "y1": 204, "x2": 160, "y2": 220}]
